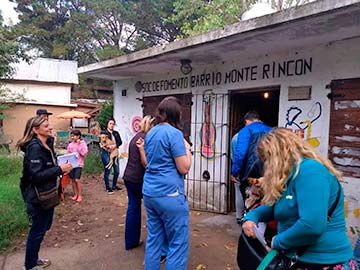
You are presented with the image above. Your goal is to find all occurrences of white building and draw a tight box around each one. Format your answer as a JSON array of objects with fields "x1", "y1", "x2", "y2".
[
  {"x1": 1, "y1": 58, "x2": 78, "y2": 147},
  {"x1": 79, "y1": 0, "x2": 360, "y2": 234}
]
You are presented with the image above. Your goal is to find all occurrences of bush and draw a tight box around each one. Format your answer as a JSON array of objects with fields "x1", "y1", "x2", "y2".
[
  {"x1": 0, "y1": 156, "x2": 28, "y2": 251},
  {"x1": 83, "y1": 153, "x2": 103, "y2": 175},
  {"x1": 96, "y1": 102, "x2": 113, "y2": 130}
]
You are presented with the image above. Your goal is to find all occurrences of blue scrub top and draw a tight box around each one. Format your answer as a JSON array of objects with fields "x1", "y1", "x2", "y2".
[{"x1": 143, "y1": 123, "x2": 187, "y2": 197}]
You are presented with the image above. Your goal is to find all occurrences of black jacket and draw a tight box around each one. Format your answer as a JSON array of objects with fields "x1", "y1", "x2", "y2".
[
  {"x1": 20, "y1": 137, "x2": 63, "y2": 204},
  {"x1": 102, "y1": 130, "x2": 122, "y2": 148}
]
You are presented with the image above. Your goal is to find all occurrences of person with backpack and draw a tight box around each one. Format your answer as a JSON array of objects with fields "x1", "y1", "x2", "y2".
[{"x1": 231, "y1": 111, "x2": 271, "y2": 203}]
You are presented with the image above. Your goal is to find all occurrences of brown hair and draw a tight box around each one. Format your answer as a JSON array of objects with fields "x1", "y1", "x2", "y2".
[
  {"x1": 16, "y1": 116, "x2": 47, "y2": 149},
  {"x1": 155, "y1": 96, "x2": 182, "y2": 130}
]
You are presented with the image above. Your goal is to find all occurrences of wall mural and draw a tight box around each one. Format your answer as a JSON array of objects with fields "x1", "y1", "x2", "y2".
[
  {"x1": 285, "y1": 102, "x2": 322, "y2": 148},
  {"x1": 132, "y1": 116, "x2": 142, "y2": 133},
  {"x1": 200, "y1": 89, "x2": 216, "y2": 160},
  {"x1": 120, "y1": 115, "x2": 143, "y2": 158}
]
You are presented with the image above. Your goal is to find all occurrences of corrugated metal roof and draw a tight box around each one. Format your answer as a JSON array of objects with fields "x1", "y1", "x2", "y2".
[{"x1": 12, "y1": 58, "x2": 78, "y2": 84}]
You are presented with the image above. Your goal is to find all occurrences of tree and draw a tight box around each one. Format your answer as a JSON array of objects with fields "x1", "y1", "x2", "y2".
[
  {"x1": 271, "y1": 0, "x2": 313, "y2": 10},
  {"x1": 0, "y1": 12, "x2": 28, "y2": 123},
  {"x1": 170, "y1": 0, "x2": 255, "y2": 38},
  {"x1": 0, "y1": 13, "x2": 26, "y2": 78},
  {"x1": 96, "y1": 101, "x2": 114, "y2": 130}
]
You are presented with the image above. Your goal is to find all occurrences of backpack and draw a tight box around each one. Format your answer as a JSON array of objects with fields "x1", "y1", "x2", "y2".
[{"x1": 239, "y1": 129, "x2": 266, "y2": 185}]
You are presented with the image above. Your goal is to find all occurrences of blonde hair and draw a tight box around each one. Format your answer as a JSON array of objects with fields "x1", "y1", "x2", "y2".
[
  {"x1": 16, "y1": 116, "x2": 47, "y2": 150},
  {"x1": 140, "y1": 115, "x2": 155, "y2": 133},
  {"x1": 258, "y1": 128, "x2": 342, "y2": 205}
]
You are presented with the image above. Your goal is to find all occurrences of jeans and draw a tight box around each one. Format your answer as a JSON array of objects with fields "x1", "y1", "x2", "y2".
[
  {"x1": 144, "y1": 194, "x2": 189, "y2": 270},
  {"x1": 124, "y1": 181, "x2": 143, "y2": 250},
  {"x1": 25, "y1": 203, "x2": 54, "y2": 270},
  {"x1": 354, "y1": 236, "x2": 360, "y2": 268},
  {"x1": 101, "y1": 150, "x2": 119, "y2": 190},
  {"x1": 234, "y1": 182, "x2": 245, "y2": 220}
]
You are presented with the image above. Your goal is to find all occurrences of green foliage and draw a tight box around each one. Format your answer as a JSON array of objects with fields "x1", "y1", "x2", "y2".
[
  {"x1": 271, "y1": 0, "x2": 312, "y2": 10},
  {"x1": 96, "y1": 102, "x2": 114, "y2": 130},
  {"x1": 82, "y1": 153, "x2": 103, "y2": 174},
  {"x1": 0, "y1": 156, "x2": 28, "y2": 251},
  {"x1": 95, "y1": 45, "x2": 125, "y2": 61},
  {"x1": 170, "y1": 0, "x2": 255, "y2": 38},
  {"x1": 0, "y1": 13, "x2": 28, "y2": 79},
  {"x1": 0, "y1": 88, "x2": 27, "y2": 118}
]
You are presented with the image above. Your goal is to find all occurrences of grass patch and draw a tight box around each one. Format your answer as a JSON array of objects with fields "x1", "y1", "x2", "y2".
[
  {"x1": 83, "y1": 153, "x2": 103, "y2": 175},
  {"x1": 0, "y1": 156, "x2": 29, "y2": 251},
  {"x1": 0, "y1": 152, "x2": 103, "y2": 252}
]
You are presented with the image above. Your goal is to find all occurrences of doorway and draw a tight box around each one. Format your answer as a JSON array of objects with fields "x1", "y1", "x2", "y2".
[
  {"x1": 228, "y1": 87, "x2": 280, "y2": 211},
  {"x1": 142, "y1": 93, "x2": 192, "y2": 141}
]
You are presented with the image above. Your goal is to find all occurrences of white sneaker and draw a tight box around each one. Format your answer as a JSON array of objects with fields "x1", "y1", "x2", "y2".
[{"x1": 23, "y1": 266, "x2": 42, "y2": 270}]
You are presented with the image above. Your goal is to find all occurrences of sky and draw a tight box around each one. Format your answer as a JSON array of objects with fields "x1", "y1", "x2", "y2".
[{"x1": 0, "y1": 0, "x2": 19, "y2": 25}]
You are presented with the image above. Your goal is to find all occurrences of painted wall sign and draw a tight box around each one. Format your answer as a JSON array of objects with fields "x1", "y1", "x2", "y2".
[{"x1": 136, "y1": 57, "x2": 313, "y2": 93}]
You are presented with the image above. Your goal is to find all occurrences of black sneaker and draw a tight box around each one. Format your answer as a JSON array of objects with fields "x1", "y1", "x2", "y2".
[
  {"x1": 113, "y1": 186, "x2": 122, "y2": 191},
  {"x1": 107, "y1": 189, "x2": 114, "y2": 195},
  {"x1": 160, "y1": 256, "x2": 167, "y2": 264}
]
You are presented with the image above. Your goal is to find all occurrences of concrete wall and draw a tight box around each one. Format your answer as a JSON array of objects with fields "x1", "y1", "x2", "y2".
[
  {"x1": 3, "y1": 81, "x2": 71, "y2": 105},
  {"x1": 113, "y1": 37, "x2": 360, "y2": 227},
  {"x1": 3, "y1": 104, "x2": 75, "y2": 149}
]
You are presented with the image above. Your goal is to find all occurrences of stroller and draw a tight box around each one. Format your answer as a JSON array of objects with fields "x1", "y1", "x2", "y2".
[{"x1": 237, "y1": 182, "x2": 277, "y2": 270}]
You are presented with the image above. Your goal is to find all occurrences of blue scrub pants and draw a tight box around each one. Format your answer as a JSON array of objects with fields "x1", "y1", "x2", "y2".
[{"x1": 144, "y1": 194, "x2": 189, "y2": 270}]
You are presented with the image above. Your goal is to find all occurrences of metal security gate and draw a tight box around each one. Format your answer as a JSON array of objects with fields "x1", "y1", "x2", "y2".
[
  {"x1": 142, "y1": 92, "x2": 230, "y2": 213},
  {"x1": 186, "y1": 92, "x2": 229, "y2": 213},
  {"x1": 328, "y1": 79, "x2": 360, "y2": 178}
]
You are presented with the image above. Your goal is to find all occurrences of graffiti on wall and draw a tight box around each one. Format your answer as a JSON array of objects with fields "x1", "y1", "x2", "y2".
[
  {"x1": 345, "y1": 197, "x2": 360, "y2": 236},
  {"x1": 200, "y1": 90, "x2": 216, "y2": 160},
  {"x1": 285, "y1": 102, "x2": 322, "y2": 148},
  {"x1": 132, "y1": 116, "x2": 142, "y2": 133},
  {"x1": 120, "y1": 115, "x2": 143, "y2": 158}
]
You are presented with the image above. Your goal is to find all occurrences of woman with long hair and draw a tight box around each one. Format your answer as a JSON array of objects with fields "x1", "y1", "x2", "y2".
[
  {"x1": 17, "y1": 116, "x2": 72, "y2": 270},
  {"x1": 143, "y1": 97, "x2": 192, "y2": 270},
  {"x1": 100, "y1": 118, "x2": 122, "y2": 193},
  {"x1": 242, "y1": 128, "x2": 357, "y2": 270},
  {"x1": 123, "y1": 115, "x2": 155, "y2": 250}
]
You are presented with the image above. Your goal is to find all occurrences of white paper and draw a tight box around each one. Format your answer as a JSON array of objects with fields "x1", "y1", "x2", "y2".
[{"x1": 57, "y1": 153, "x2": 79, "y2": 168}]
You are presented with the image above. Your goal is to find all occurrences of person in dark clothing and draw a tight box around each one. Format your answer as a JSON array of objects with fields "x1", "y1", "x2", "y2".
[
  {"x1": 123, "y1": 115, "x2": 155, "y2": 250},
  {"x1": 100, "y1": 118, "x2": 122, "y2": 194},
  {"x1": 16, "y1": 116, "x2": 72, "y2": 270},
  {"x1": 231, "y1": 111, "x2": 271, "y2": 201}
]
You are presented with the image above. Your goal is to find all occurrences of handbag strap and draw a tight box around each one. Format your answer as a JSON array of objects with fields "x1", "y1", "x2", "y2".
[
  {"x1": 256, "y1": 249, "x2": 279, "y2": 270},
  {"x1": 327, "y1": 180, "x2": 341, "y2": 223},
  {"x1": 296, "y1": 180, "x2": 341, "y2": 257}
]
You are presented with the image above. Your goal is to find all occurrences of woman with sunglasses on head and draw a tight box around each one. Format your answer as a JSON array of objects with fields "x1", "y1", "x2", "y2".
[{"x1": 17, "y1": 116, "x2": 72, "y2": 270}]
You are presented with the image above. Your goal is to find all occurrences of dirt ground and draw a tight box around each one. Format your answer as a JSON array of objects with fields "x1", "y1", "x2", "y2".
[{"x1": 2, "y1": 174, "x2": 241, "y2": 270}]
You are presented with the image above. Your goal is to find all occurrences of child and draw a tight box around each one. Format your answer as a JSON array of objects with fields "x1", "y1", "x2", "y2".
[{"x1": 67, "y1": 130, "x2": 88, "y2": 202}]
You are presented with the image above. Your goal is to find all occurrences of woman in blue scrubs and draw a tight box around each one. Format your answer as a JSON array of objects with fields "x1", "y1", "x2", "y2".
[{"x1": 143, "y1": 96, "x2": 192, "y2": 270}]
